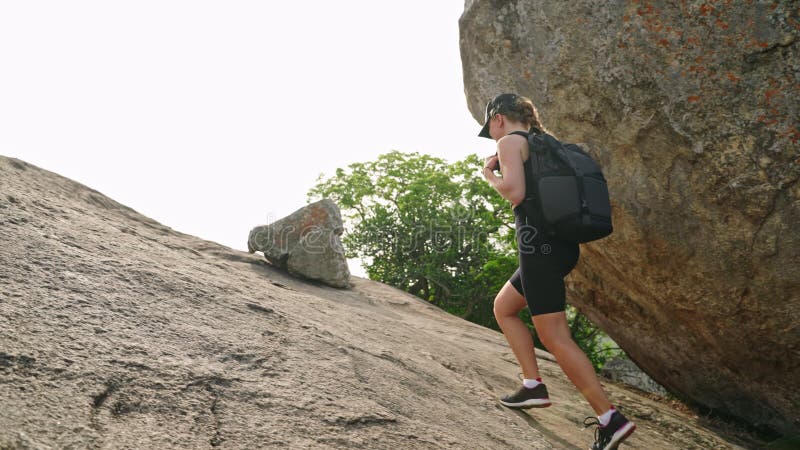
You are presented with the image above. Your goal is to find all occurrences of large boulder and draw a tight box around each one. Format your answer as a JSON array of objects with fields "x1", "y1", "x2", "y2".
[{"x1": 460, "y1": 0, "x2": 799, "y2": 435}]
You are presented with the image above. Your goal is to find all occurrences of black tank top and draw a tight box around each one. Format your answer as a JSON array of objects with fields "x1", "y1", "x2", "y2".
[{"x1": 521, "y1": 153, "x2": 537, "y2": 202}]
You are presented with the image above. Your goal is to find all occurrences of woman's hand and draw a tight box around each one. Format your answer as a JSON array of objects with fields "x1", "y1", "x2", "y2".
[{"x1": 483, "y1": 154, "x2": 499, "y2": 174}]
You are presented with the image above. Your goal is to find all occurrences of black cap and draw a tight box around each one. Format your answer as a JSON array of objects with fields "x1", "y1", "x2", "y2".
[{"x1": 478, "y1": 93, "x2": 519, "y2": 139}]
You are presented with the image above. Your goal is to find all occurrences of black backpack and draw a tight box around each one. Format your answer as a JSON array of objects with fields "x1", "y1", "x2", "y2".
[{"x1": 508, "y1": 129, "x2": 613, "y2": 244}]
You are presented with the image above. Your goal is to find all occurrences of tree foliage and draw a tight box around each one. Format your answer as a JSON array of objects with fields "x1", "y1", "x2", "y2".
[{"x1": 567, "y1": 306, "x2": 624, "y2": 369}]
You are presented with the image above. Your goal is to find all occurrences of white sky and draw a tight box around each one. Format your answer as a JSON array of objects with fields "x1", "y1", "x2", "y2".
[{"x1": 0, "y1": 1, "x2": 496, "y2": 277}]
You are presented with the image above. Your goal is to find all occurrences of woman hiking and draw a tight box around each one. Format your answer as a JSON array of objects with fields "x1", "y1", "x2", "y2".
[{"x1": 479, "y1": 93, "x2": 635, "y2": 450}]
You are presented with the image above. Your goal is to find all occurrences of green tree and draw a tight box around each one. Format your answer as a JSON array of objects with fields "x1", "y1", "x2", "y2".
[{"x1": 307, "y1": 150, "x2": 514, "y2": 329}]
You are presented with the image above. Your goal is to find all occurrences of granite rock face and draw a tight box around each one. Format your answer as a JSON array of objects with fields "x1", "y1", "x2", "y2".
[
  {"x1": 248, "y1": 199, "x2": 351, "y2": 288},
  {"x1": 460, "y1": 0, "x2": 799, "y2": 435}
]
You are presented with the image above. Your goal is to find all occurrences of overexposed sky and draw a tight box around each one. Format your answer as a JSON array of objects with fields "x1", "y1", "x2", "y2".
[{"x1": 0, "y1": 1, "x2": 496, "y2": 277}]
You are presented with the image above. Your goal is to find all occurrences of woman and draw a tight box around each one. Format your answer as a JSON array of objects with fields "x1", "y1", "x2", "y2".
[{"x1": 479, "y1": 93, "x2": 635, "y2": 450}]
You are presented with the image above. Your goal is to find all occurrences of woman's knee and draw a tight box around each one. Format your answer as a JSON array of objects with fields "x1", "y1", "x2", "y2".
[
  {"x1": 493, "y1": 283, "x2": 526, "y2": 318},
  {"x1": 538, "y1": 333, "x2": 574, "y2": 353},
  {"x1": 532, "y1": 312, "x2": 573, "y2": 350}
]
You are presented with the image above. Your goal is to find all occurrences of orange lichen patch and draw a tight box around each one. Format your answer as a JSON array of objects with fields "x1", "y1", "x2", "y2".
[
  {"x1": 780, "y1": 127, "x2": 799, "y2": 143},
  {"x1": 765, "y1": 89, "x2": 781, "y2": 105},
  {"x1": 298, "y1": 207, "x2": 330, "y2": 237},
  {"x1": 637, "y1": 4, "x2": 654, "y2": 15},
  {"x1": 700, "y1": 3, "x2": 715, "y2": 15},
  {"x1": 658, "y1": 39, "x2": 670, "y2": 47},
  {"x1": 726, "y1": 72, "x2": 742, "y2": 83},
  {"x1": 758, "y1": 116, "x2": 779, "y2": 125},
  {"x1": 641, "y1": 16, "x2": 664, "y2": 32},
  {"x1": 623, "y1": 14, "x2": 630, "y2": 22},
  {"x1": 695, "y1": 55, "x2": 704, "y2": 63},
  {"x1": 743, "y1": 39, "x2": 767, "y2": 49},
  {"x1": 686, "y1": 36, "x2": 702, "y2": 46},
  {"x1": 715, "y1": 19, "x2": 729, "y2": 29},
  {"x1": 687, "y1": 95, "x2": 701, "y2": 102}
]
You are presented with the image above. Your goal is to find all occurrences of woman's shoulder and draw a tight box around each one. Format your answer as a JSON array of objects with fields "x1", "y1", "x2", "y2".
[{"x1": 497, "y1": 133, "x2": 530, "y2": 162}]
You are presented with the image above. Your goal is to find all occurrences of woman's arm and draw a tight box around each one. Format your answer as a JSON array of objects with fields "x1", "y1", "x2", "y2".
[{"x1": 482, "y1": 136, "x2": 526, "y2": 206}]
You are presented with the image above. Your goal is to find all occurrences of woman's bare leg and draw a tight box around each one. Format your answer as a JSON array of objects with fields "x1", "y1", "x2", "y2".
[
  {"x1": 493, "y1": 281, "x2": 541, "y2": 379},
  {"x1": 533, "y1": 310, "x2": 612, "y2": 415}
]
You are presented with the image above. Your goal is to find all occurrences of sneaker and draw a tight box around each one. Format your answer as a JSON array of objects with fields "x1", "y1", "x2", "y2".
[
  {"x1": 499, "y1": 383, "x2": 552, "y2": 409},
  {"x1": 583, "y1": 409, "x2": 636, "y2": 450}
]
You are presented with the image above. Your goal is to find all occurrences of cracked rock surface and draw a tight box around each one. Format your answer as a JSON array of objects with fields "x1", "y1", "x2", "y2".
[{"x1": 0, "y1": 155, "x2": 762, "y2": 448}]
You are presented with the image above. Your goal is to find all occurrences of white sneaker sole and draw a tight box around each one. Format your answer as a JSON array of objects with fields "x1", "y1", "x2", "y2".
[
  {"x1": 499, "y1": 398, "x2": 552, "y2": 408},
  {"x1": 603, "y1": 421, "x2": 636, "y2": 450}
]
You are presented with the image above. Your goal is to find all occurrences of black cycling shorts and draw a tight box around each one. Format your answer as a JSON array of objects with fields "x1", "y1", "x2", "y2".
[{"x1": 508, "y1": 202, "x2": 579, "y2": 316}]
